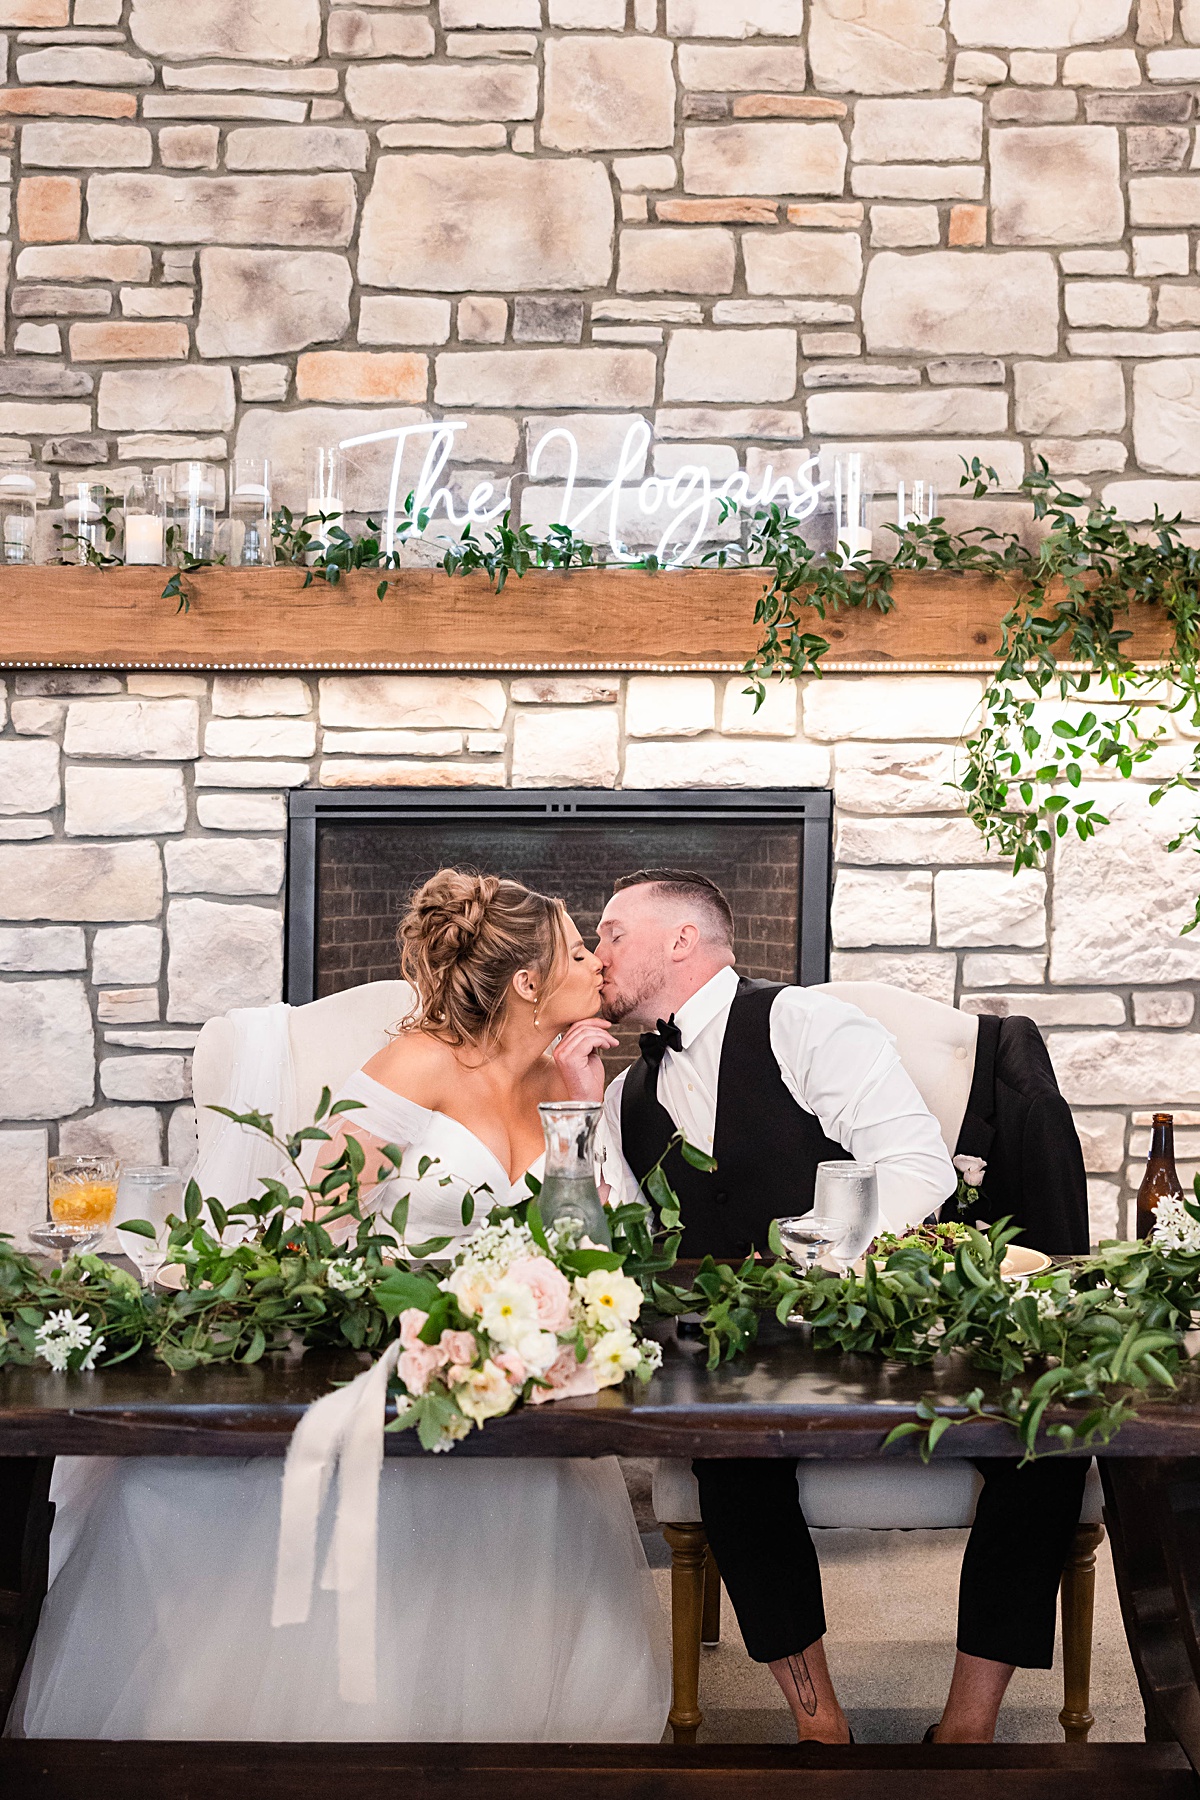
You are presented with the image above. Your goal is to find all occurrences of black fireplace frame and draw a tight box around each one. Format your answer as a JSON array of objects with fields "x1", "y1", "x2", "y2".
[{"x1": 285, "y1": 787, "x2": 834, "y2": 1005}]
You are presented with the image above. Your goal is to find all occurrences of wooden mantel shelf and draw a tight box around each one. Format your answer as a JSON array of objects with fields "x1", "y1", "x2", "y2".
[{"x1": 0, "y1": 564, "x2": 1177, "y2": 674}]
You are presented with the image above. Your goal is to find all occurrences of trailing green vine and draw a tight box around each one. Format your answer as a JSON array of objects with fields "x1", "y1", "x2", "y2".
[{"x1": 734, "y1": 458, "x2": 1200, "y2": 929}]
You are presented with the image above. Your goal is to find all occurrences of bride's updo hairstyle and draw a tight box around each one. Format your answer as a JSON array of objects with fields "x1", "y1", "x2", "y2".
[{"x1": 398, "y1": 868, "x2": 567, "y2": 1052}]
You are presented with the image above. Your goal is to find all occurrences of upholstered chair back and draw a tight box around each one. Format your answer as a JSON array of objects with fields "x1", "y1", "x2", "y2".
[{"x1": 192, "y1": 980, "x2": 411, "y2": 1163}]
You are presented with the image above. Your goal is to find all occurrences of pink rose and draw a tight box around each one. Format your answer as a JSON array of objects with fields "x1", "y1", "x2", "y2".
[
  {"x1": 528, "y1": 1344, "x2": 600, "y2": 1405},
  {"x1": 398, "y1": 1307, "x2": 430, "y2": 1351},
  {"x1": 506, "y1": 1256, "x2": 573, "y2": 1333},
  {"x1": 494, "y1": 1349, "x2": 528, "y2": 1388},
  {"x1": 439, "y1": 1328, "x2": 478, "y2": 1367},
  {"x1": 397, "y1": 1340, "x2": 447, "y2": 1397}
]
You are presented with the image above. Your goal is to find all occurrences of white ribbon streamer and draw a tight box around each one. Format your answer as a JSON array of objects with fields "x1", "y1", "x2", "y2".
[{"x1": 271, "y1": 1341, "x2": 402, "y2": 1704}]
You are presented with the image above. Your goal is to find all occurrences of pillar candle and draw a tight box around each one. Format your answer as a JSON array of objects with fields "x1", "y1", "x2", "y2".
[{"x1": 125, "y1": 513, "x2": 164, "y2": 565}]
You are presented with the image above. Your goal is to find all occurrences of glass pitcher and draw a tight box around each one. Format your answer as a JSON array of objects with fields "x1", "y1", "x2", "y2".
[{"x1": 536, "y1": 1101, "x2": 611, "y2": 1249}]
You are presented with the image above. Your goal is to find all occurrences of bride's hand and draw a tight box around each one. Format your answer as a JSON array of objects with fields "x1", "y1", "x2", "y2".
[{"x1": 553, "y1": 1019, "x2": 619, "y2": 1102}]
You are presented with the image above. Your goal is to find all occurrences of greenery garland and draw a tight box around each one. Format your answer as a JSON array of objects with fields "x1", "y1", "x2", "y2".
[
  {"x1": 134, "y1": 460, "x2": 1200, "y2": 920},
  {"x1": 3, "y1": 1100, "x2": 1199, "y2": 1462}
]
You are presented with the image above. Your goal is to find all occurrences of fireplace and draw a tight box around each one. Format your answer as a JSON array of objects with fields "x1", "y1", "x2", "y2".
[{"x1": 285, "y1": 789, "x2": 833, "y2": 1013}]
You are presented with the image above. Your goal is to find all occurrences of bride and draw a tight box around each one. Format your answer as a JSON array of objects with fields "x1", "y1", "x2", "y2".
[{"x1": 10, "y1": 871, "x2": 670, "y2": 1743}]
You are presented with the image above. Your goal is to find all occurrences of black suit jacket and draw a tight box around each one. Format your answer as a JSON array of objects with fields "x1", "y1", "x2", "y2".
[{"x1": 942, "y1": 1011, "x2": 1090, "y2": 1256}]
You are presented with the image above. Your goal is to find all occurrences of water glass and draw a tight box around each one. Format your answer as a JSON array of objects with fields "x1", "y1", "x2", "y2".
[
  {"x1": 813, "y1": 1160, "x2": 879, "y2": 1266},
  {"x1": 0, "y1": 460, "x2": 37, "y2": 564},
  {"x1": 226, "y1": 456, "x2": 274, "y2": 568},
  {"x1": 116, "y1": 1164, "x2": 183, "y2": 1287}
]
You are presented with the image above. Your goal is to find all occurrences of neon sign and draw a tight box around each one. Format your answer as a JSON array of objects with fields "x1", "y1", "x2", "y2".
[{"x1": 338, "y1": 417, "x2": 828, "y2": 570}]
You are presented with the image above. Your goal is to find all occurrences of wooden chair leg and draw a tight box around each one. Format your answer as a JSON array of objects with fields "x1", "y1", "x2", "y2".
[
  {"x1": 1060, "y1": 1521, "x2": 1105, "y2": 1743},
  {"x1": 701, "y1": 1544, "x2": 722, "y2": 1646},
  {"x1": 663, "y1": 1521, "x2": 707, "y2": 1745}
]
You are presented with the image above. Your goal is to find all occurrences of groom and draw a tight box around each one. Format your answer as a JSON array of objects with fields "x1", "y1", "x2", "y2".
[{"x1": 554, "y1": 867, "x2": 1089, "y2": 1747}]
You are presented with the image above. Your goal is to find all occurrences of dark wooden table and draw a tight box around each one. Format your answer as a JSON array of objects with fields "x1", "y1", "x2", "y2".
[{"x1": 2, "y1": 1324, "x2": 1200, "y2": 1799}]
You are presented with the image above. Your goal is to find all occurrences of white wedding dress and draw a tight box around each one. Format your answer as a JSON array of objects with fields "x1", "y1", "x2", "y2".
[{"x1": 9, "y1": 1074, "x2": 671, "y2": 1743}]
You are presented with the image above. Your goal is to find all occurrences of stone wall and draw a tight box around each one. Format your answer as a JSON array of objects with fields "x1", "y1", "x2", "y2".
[
  {"x1": 1, "y1": 664, "x2": 1196, "y2": 1249},
  {"x1": 0, "y1": 1, "x2": 1193, "y2": 526},
  {"x1": 4, "y1": 1, "x2": 1200, "y2": 1249}
]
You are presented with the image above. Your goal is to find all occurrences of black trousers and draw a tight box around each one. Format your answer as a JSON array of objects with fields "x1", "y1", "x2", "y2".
[{"x1": 694, "y1": 1455, "x2": 1089, "y2": 1669}]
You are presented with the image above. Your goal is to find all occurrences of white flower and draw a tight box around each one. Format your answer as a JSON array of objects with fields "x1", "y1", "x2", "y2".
[
  {"x1": 456, "y1": 1358, "x2": 518, "y2": 1426},
  {"x1": 443, "y1": 1262, "x2": 488, "y2": 1317},
  {"x1": 479, "y1": 1279, "x2": 541, "y2": 1347},
  {"x1": 574, "y1": 1268, "x2": 644, "y2": 1328},
  {"x1": 34, "y1": 1309, "x2": 96, "y2": 1372},
  {"x1": 511, "y1": 1327, "x2": 560, "y2": 1379},
  {"x1": 590, "y1": 1326, "x2": 642, "y2": 1388},
  {"x1": 1153, "y1": 1193, "x2": 1200, "y2": 1255},
  {"x1": 953, "y1": 1155, "x2": 987, "y2": 1189},
  {"x1": 326, "y1": 1259, "x2": 366, "y2": 1295}
]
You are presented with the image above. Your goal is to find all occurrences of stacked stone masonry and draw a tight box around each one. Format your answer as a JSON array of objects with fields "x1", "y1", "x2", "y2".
[
  {"x1": 1, "y1": 665, "x2": 1198, "y2": 1253},
  {"x1": 1, "y1": 2, "x2": 1200, "y2": 1246},
  {"x1": 0, "y1": 1, "x2": 1196, "y2": 524}
]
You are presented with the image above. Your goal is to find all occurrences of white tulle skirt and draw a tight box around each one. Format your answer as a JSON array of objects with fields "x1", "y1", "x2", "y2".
[{"x1": 10, "y1": 1454, "x2": 671, "y2": 1742}]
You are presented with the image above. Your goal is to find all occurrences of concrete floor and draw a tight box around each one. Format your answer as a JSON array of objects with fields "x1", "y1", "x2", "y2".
[{"x1": 645, "y1": 1527, "x2": 1145, "y2": 1746}]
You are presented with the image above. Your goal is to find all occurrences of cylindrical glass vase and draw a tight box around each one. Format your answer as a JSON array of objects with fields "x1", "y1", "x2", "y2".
[
  {"x1": 225, "y1": 457, "x2": 274, "y2": 568},
  {"x1": 171, "y1": 461, "x2": 221, "y2": 563},
  {"x1": 305, "y1": 444, "x2": 344, "y2": 553},
  {"x1": 124, "y1": 468, "x2": 169, "y2": 566},
  {"x1": 0, "y1": 460, "x2": 37, "y2": 565},
  {"x1": 833, "y1": 453, "x2": 872, "y2": 560},
  {"x1": 897, "y1": 479, "x2": 938, "y2": 531},
  {"x1": 61, "y1": 481, "x2": 120, "y2": 565},
  {"x1": 537, "y1": 1100, "x2": 611, "y2": 1248}
]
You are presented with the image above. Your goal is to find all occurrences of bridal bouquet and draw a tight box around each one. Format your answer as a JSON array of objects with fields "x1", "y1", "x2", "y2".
[{"x1": 376, "y1": 1210, "x2": 662, "y2": 1452}]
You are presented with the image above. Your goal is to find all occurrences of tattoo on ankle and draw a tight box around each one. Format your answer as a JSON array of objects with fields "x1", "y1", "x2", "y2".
[{"x1": 787, "y1": 1653, "x2": 818, "y2": 1717}]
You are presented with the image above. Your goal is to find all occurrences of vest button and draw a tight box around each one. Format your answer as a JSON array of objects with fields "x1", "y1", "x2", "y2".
[{"x1": 713, "y1": 1190, "x2": 729, "y2": 1206}]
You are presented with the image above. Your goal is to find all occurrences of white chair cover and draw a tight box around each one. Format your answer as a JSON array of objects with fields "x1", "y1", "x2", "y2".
[{"x1": 190, "y1": 1002, "x2": 297, "y2": 1211}]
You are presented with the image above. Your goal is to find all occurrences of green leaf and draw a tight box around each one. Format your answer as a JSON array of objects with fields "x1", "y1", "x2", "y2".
[
  {"x1": 117, "y1": 1217, "x2": 158, "y2": 1240},
  {"x1": 373, "y1": 1268, "x2": 441, "y2": 1320},
  {"x1": 680, "y1": 1142, "x2": 717, "y2": 1173},
  {"x1": 526, "y1": 1198, "x2": 550, "y2": 1253}
]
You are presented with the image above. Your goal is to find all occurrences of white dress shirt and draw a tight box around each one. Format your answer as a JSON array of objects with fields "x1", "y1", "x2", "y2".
[{"x1": 602, "y1": 966, "x2": 956, "y2": 1235}]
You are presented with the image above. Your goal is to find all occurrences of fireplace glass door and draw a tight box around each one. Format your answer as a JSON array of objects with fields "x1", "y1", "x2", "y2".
[{"x1": 287, "y1": 791, "x2": 832, "y2": 1049}]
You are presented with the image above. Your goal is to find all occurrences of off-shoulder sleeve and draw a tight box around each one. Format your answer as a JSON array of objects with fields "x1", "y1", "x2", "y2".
[{"x1": 333, "y1": 1071, "x2": 433, "y2": 1152}]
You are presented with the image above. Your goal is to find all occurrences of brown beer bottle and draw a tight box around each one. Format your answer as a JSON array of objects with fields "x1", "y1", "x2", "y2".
[{"x1": 1135, "y1": 1112, "x2": 1183, "y2": 1240}]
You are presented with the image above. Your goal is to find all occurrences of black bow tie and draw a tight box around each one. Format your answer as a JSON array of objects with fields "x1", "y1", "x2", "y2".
[{"x1": 639, "y1": 1015, "x2": 683, "y2": 1069}]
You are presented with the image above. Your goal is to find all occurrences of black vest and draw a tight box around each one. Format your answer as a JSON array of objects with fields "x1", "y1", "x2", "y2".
[{"x1": 619, "y1": 977, "x2": 851, "y2": 1258}]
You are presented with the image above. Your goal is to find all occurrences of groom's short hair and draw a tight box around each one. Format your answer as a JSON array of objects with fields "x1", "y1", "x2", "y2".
[{"x1": 612, "y1": 868, "x2": 735, "y2": 948}]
